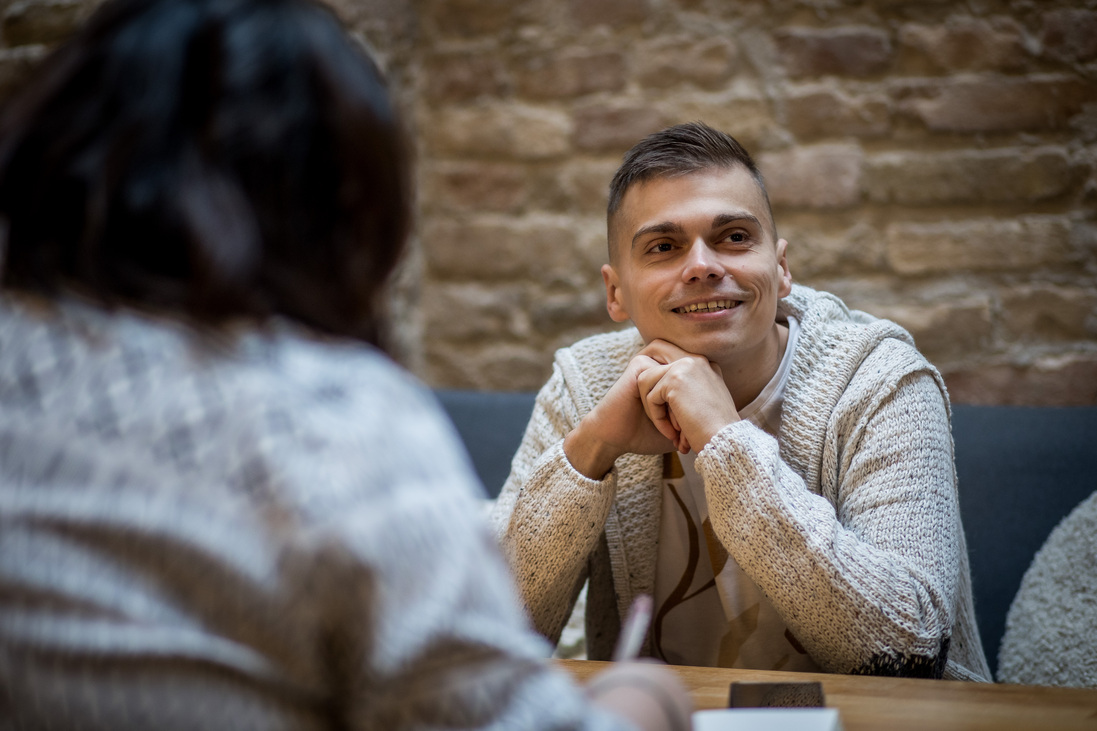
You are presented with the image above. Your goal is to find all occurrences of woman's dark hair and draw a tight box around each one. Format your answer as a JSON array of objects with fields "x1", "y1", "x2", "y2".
[{"x1": 0, "y1": 0, "x2": 410, "y2": 347}]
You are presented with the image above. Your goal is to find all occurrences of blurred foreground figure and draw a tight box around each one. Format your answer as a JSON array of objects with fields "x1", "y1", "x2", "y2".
[{"x1": 0, "y1": 1, "x2": 690, "y2": 728}]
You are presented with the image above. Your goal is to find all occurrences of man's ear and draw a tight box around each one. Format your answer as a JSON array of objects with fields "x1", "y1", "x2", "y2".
[
  {"x1": 601, "y1": 264, "x2": 631, "y2": 323},
  {"x1": 776, "y1": 238, "x2": 792, "y2": 298}
]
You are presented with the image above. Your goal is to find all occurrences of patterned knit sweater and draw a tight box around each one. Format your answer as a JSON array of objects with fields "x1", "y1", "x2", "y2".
[
  {"x1": 0, "y1": 295, "x2": 633, "y2": 731},
  {"x1": 491, "y1": 284, "x2": 991, "y2": 682}
]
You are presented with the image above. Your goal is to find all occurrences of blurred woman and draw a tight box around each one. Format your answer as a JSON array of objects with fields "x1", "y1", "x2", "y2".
[{"x1": 0, "y1": 0, "x2": 690, "y2": 728}]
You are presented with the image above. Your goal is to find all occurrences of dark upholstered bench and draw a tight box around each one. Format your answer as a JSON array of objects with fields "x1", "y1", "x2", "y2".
[
  {"x1": 435, "y1": 389, "x2": 1097, "y2": 680},
  {"x1": 951, "y1": 405, "x2": 1097, "y2": 678},
  {"x1": 436, "y1": 389, "x2": 537, "y2": 502}
]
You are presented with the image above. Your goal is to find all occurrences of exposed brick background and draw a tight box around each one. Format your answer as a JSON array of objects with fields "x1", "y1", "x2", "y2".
[{"x1": 3, "y1": 0, "x2": 1096, "y2": 405}]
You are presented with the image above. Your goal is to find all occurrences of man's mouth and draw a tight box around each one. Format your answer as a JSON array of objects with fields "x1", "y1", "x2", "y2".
[{"x1": 672, "y1": 299, "x2": 740, "y2": 314}]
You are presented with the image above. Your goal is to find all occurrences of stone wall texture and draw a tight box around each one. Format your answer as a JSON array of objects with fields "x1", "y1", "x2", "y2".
[{"x1": 3, "y1": 0, "x2": 1096, "y2": 405}]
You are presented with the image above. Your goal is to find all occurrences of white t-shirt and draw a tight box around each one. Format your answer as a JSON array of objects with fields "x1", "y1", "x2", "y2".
[{"x1": 651, "y1": 316, "x2": 820, "y2": 671}]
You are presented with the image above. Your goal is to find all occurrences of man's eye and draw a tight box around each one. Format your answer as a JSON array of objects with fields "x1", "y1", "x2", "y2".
[
  {"x1": 726, "y1": 232, "x2": 746, "y2": 243},
  {"x1": 652, "y1": 242, "x2": 673, "y2": 253}
]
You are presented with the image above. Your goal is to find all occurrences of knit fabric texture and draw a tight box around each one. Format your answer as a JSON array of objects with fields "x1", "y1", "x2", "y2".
[
  {"x1": 491, "y1": 284, "x2": 991, "y2": 682},
  {"x1": 0, "y1": 295, "x2": 633, "y2": 731},
  {"x1": 998, "y1": 490, "x2": 1097, "y2": 688}
]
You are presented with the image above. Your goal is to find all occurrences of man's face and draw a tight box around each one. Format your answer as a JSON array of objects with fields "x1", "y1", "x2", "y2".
[{"x1": 602, "y1": 165, "x2": 792, "y2": 368}]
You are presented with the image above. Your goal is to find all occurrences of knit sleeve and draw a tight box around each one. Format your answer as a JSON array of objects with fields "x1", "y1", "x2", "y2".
[
  {"x1": 696, "y1": 368, "x2": 963, "y2": 678},
  {"x1": 309, "y1": 379, "x2": 633, "y2": 731},
  {"x1": 489, "y1": 364, "x2": 618, "y2": 645}
]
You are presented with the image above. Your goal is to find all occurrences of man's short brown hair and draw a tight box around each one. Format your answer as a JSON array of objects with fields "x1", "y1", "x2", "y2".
[{"x1": 606, "y1": 122, "x2": 775, "y2": 255}]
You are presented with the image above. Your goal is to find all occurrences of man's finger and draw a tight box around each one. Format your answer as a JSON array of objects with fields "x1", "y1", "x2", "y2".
[
  {"x1": 636, "y1": 368, "x2": 681, "y2": 444},
  {"x1": 643, "y1": 398, "x2": 679, "y2": 444},
  {"x1": 639, "y1": 338, "x2": 696, "y2": 365},
  {"x1": 666, "y1": 406, "x2": 689, "y2": 453}
]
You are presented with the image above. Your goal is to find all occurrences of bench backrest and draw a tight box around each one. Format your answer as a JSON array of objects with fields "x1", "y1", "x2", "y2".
[{"x1": 952, "y1": 405, "x2": 1097, "y2": 679}]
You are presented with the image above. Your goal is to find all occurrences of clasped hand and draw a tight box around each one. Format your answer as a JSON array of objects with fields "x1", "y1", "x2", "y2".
[
  {"x1": 565, "y1": 339, "x2": 741, "y2": 479},
  {"x1": 632, "y1": 339, "x2": 740, "y2": 454}
]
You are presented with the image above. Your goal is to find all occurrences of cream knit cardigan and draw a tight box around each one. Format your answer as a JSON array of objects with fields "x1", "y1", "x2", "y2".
[{"x1": 491, "y1": 285, "x2": 991, "y2": 682}]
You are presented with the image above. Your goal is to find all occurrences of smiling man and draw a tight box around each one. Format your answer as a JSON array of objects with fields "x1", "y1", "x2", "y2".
[{"x1": 490, "y1": 122, "x2": 991, "y2": 682}]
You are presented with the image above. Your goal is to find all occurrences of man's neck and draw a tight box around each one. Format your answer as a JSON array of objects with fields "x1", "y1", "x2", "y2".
[{"x1": 719, "y1": 322, "x2": 790, "y2": 410}]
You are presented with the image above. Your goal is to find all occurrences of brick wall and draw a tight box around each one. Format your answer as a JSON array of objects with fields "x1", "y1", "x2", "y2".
[{"x1": 3, "y1": 0, "x2": 1095, "y2": 404}]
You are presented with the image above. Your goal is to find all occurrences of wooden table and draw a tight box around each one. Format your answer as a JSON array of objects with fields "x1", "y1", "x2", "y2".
[{"x1": 558, "y1": 659, "x2": 1097, "y2": 731}]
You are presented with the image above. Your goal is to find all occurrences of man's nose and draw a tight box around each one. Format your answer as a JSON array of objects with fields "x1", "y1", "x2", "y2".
[{"x1": 681, "y1": 240, "x2": 723, "y2": 282}]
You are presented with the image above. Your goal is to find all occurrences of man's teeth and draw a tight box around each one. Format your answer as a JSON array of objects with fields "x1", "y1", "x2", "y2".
[{"x1": 676, "y1": 299, "x2": 736, "y2": 313}]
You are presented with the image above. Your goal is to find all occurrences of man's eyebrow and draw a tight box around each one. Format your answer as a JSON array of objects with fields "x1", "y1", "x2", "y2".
[
  {"x1": 712, "y1": 212, "x2": 763, "y2": 230},
  {"x1": 630, "y1": 221, "x2": 683, "y2": 248}
]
